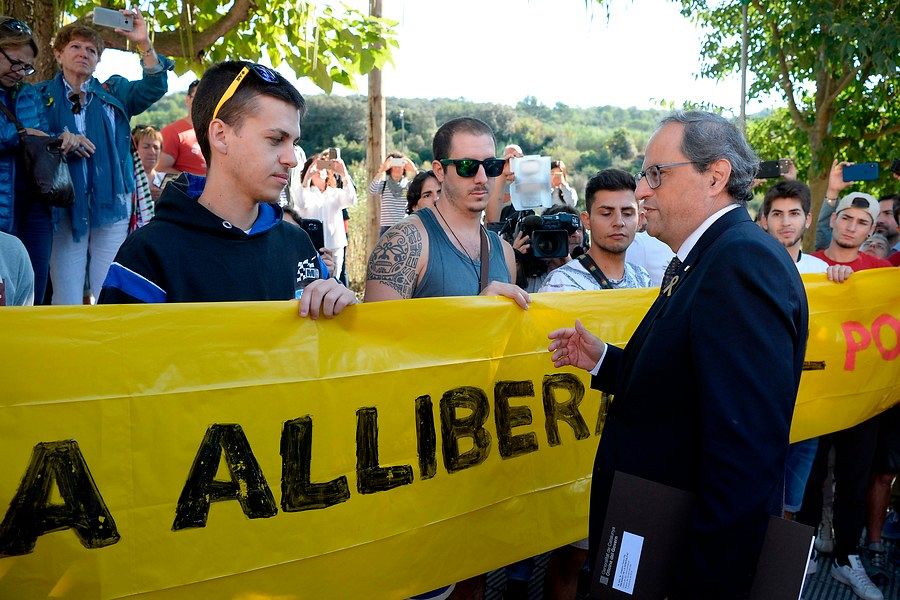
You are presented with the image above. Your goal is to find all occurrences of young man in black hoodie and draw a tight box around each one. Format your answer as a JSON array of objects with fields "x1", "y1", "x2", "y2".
[{"x1": 99, "y1": 61, "x2": 355, "y2": 318}]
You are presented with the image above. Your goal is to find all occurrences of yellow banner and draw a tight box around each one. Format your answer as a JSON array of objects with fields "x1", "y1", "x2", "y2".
[{"x1": 1, "y1": 268, "x2": 897, "y2": 598}]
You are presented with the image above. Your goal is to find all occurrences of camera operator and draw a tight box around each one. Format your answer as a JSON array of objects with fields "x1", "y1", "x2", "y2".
[{"x1": 506, "y1": 204, "x2": 584, "y2": 292}]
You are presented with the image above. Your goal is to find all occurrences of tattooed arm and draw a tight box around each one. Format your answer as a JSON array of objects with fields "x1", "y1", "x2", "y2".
[{"x1": 364, "y1": 218, "x2": 429, "y2": 302}]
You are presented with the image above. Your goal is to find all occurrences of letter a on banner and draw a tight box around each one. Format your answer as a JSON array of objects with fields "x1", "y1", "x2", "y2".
[
  {"x1": 0, "y1": 440, "x2": 120, "y2": 557},
  {"x1": 173, "y1": 424, "x2": 278, "y2": 530}
]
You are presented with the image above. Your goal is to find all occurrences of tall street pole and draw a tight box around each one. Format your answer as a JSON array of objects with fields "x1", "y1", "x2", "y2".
[{"x1": 366, "y1": 0, "x2": 386, "y2": 258}]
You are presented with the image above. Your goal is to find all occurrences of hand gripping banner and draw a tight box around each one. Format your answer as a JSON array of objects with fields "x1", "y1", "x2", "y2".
[{"x1": 0, "y1": 268, "x2": 897, "y2": 598}]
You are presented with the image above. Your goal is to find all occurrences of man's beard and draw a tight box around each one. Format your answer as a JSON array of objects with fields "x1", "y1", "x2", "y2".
[
  {"x1": 834, "y1": 237, "x2": 861, "y2": 250},
  {"x1": 780, "y1": 231, "x2": 804, "y2": 249},
  {"x1": 594, "y1": 239, "x2": 629, "y2": 255}
]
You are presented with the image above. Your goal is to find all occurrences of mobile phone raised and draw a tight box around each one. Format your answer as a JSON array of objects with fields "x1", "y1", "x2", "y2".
[
  {"x1": 92, "y1": 7, "x2": 134, "y2": 32},
  {"x1": 390, "y1": 157, "x2": 404, "y2": 168},
  {"x1": 327, "y1": 148, "x2": 340, "y2": 161},
  {"x1": 757, "y1": 160, "x2": 788, "y2": 179},
  {"x1": 842, "y1": 162, "x2": 879, "y2": 182}
]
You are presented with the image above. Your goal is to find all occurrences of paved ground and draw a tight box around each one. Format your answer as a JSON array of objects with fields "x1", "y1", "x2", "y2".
[{"x1": 482, "y1": 540, "x2": 900, "y2": 599}]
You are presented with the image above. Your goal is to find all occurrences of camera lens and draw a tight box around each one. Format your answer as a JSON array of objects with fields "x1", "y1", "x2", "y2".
[{"x1": 533, "y1": 230, "x2": 567, "y2": 258}]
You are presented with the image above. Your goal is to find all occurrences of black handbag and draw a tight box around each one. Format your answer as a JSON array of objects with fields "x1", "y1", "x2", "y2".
[{"x1": 0, "y1": 102, "x2": 75, "y2": 208}]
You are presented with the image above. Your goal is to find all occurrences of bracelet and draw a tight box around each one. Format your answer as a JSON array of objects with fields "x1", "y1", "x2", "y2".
[
  {"x1": 137, "y1": 46, "x2": 155, "y2": 57},
  {"x1": 824, "y1": 196, "x2": 837, "y2": 204}
]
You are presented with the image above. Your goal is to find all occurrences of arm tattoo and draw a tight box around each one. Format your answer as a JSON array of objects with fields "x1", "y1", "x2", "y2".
[{"x1": 366, "y1": 221, "x2": 423, "y2": 297}]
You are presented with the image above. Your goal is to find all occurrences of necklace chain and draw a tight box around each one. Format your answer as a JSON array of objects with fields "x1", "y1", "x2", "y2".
[{"x1": 434, "y1": 204, "x2": 479, "y2": 265}]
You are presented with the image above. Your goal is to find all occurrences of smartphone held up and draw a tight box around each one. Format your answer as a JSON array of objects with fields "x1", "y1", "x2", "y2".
[{"x1": 92, "y1": 7, "x2": 134, "y2": 32}]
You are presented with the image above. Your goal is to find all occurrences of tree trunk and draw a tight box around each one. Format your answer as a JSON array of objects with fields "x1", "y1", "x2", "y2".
[
  {"x1": 9, "y1": 0, "x2": 58, "y2": 81},
  {"x1": 803, "y1": 116, "x2": 831, "y2": 252},
  {"x1": 365, "y1": 0, "x2": 385, "y2": 259}
]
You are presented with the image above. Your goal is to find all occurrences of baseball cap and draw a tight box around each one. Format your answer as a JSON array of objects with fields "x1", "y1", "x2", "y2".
[{"x1": 835, "y1": 192, "x2": 879, "y2": 224}]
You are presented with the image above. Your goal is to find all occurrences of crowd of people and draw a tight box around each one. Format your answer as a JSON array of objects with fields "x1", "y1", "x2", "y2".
[{"x1": 2, "y1": 11, "x2": 899, "y2": 600}]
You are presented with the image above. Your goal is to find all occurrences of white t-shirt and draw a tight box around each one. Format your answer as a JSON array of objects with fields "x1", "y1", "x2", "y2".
[
  {"x1": 624, "y1": 231, "x2": 675, "y2": 287},
  {"x1": 796, "y1": 252, "x2": 828, "y2": 274}
]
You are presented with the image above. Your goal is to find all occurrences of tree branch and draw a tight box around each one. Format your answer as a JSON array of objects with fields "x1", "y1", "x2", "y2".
[
  {"x1": 77, "y1": 0, "x2": 255, "y2": 60},
  {"x1": 824, "y1": 58, "x2": 870, "y2": 108},
  {"x1": 752, "y1": 0, "x2": 809, "y2": 133}
]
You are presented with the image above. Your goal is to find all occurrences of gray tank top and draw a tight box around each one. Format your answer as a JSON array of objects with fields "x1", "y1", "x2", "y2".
[{"x1": 414, "y1": 207, "x2": 510, "y2": 298}]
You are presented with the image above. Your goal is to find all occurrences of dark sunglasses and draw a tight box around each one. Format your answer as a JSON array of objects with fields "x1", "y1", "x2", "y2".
[
  {"x1": 212, "y1": 63, "x2": 279, "y2": 120},
  {"x1": 0, "y1": 18, "x2": 33, "y2": 37},
  {"x1": 0, "y1": 46, "x2": 35, "y2": 77},
  {"x1": 69, "y1": 92, "x2": 82, "y2": 115},
  {"x1": 440, "y1": 158, "x2": 505, "y2": 178}
]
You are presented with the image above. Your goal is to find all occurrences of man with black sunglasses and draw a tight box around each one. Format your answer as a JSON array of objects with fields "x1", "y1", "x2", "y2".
[
  {"x1": 100, "y1": 61, "x2": 355, "y2": 318},
  {"x1": 364, "y1": 116, "x2": 528, "y2": 308},
  {"x1": 365, "y1": 118, "x2": 528, "y2": 599},
  {"x1": 548, "y1": 111, "x2": 808, "y2": 598}
]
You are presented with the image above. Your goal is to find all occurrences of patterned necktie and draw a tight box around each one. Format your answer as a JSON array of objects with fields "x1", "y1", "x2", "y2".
[{"x1": 660, "y1": 256, "x2": 682, "y2": 296}]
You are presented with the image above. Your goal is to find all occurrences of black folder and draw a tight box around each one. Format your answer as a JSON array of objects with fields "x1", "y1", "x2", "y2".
[{"x1": 591, "y1": 471, "x2": 814, "y2": 600}]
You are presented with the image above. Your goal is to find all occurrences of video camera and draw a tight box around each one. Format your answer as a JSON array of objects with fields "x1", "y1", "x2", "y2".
[{"x1": 515, "y1": 212, "x2": 581, "y2": 259}]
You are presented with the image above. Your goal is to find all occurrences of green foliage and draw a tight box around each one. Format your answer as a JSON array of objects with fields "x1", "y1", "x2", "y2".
[
  {"x1": 673, "y1": 0, "x2": 899, "y2": 177},
  {"x1": 41, "y1": 1, "x2": 399, "y2": 92},
  {"x1": 131, "y1": 93, "x2": 187, "y2": 130}
]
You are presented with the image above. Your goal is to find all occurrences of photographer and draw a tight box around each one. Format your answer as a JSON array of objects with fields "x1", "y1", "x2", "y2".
[
  {"x1": 37, "y1": 13, "x2": 172, "y2": 304},
  {"x1": 294, "y1": 151, "x2": 357, "y2": 280},
  {"x1": 507, "y1": 204, "x2": 584, "y2": 292},
  {"x1": 368, "y1": 151, "x2": 417, "y2": 236},
  {"x1": 550, "y1": 159, "x2": 578, "y2": 208}
]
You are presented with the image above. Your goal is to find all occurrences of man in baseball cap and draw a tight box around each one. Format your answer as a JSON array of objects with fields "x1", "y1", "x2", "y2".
[{"x1": 812, "y1": 192, "x2": 890, "y2": 272}]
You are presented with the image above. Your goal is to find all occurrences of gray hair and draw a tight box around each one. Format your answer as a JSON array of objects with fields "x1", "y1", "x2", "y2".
[{"x1": 659, "y1": 111, "x2": 758, "y2": 205}]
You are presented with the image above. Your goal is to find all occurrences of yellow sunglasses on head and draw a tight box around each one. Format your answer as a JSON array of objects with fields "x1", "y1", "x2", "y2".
[{"x1": 211, "y1": 63, "x2": 280, "y2": 121}]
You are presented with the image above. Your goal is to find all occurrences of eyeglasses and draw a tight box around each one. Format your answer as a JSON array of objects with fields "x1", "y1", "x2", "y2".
[
  {"x1": 69, "y1": 92, "x2": 82, "y2": 115},
  {"x1": 440, "y1": 158, "x2": 505, "y2": 178},
  {"x1": 211, "y1": 63, "x2": 279, "y2": 121},
  {"x1": 0, "y1": 18, "x2": 33, "y2": 37},
  {"x1": 0, "y1": 46, "x2": 35, "y2": 77},
  {"x1": 634, "y1": 161, "x2": 699, "y2": 189}
]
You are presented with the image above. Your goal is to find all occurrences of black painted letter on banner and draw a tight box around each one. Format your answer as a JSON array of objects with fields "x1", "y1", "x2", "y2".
[
  {"x1": 356, "y1": 408, "x2": 414, "y2": 494},
  {"x1": 494, "y1": 381, "x2": 539, "y2": 459},
  {"x1": 415, "y1": 396, "x2": 437, "y2": 480},
  {"x1": 0, "y1": 440, "x2": 119, "y2": 557},
  {"x1": 440, "y1": 386, "x2": 492, "y2": 473},
  {"x1": 281, "y1": 417, "x2": 351, "y2": 511},
  {"x1": 542, "y1": 374, "x2": 590, "y2": 446},
  {"x1": 172, "y1": 424, "x2": 278, "y2": 530}
]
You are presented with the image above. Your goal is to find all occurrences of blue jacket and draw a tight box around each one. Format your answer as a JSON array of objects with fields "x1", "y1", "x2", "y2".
[
  {"x1": 0, "y1": 83, "x2": 48, "y2": 233},
  {"x1": 35, "y1": 52, "x2": 173, "y2": 241}
]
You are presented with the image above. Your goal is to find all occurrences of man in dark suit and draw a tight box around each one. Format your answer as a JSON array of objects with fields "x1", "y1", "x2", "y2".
[{"x1": 548, "y1": 111, "x2": 808, "y2": 598}]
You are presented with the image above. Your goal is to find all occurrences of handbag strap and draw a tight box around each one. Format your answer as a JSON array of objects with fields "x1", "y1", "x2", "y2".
[
  {"x1": 479, "y1": 226, "x2": 490, "y2": 293},
  {"x1": 0, "y1": 101, "x2": 26, "y2": 136},
  {"x1": 577, "y1": 253, "x2": 617, "y2": 290}
]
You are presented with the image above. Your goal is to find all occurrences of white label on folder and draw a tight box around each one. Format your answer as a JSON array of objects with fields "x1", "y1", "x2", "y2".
[{"x1": 612, "y1": 531, "x2": 644, "y2": 594}]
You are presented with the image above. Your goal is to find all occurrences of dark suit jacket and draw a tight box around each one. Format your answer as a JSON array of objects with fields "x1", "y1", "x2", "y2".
[{"x1": 589, "y1": 206, "x2": 808, "y2": 599}]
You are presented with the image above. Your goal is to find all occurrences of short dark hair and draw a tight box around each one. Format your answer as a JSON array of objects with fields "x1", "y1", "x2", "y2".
[
  {"x1": 187, "y1": 79, "x2": 200, "y2": 96},
  {"x1": 192, "y1": 61, "x2": 307, "y2": 167},
  {"x1": 584, "y1": 168, "x2": 637, "y2": 213},
  {"x1": 659, "y1": 111, "x2": 758, "y2": 205},
  {"x1": 432, "y1": 117, "x2": 495, "y2": 161},
  {"x1": 879, "y1": 193, "x2": 900, "y2": 224},
  {"x1": 406, "y1": 170, "x2": 437, "y2": 214},
  {"x1": 762, "y1": 180, "x2": 812, "y2": 216}
]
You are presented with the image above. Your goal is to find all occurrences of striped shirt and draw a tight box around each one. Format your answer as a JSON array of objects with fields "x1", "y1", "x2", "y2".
[{"x1": 369, "y1": 176, "x2": 409, "y2": 227}]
